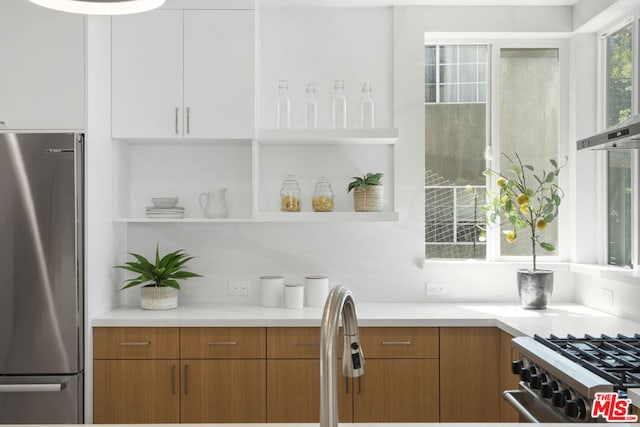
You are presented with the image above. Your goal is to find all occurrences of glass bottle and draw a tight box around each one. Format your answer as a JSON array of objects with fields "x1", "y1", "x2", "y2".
[
  {"x1": 304, "y1": 83, "x2": 318, "y2": 129},
  {"x1": 331, "y1": 79, "x2": 347, "y2": 129},
  {"x1": 276, "y1": 80, "x2": 291, "y2": 129},
  {"x1": 280, "y1": 174, "x2": 301, "y2": 212},
  {"x1": 312, "y1": 177, "x2": 334, "y2": 212},
  {"x1": 360, "y1": 81, "x2": 375, "y2": 128}
]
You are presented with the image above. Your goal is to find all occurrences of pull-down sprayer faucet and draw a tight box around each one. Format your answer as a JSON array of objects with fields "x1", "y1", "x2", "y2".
[{"x1": 320, "y1": 286, "x2": 365, "y2": 427}]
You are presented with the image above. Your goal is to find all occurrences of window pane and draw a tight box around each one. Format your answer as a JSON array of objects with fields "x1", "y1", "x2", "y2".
[
  {"x1": 499, "y1": 48, "x2": 559, "y2": 258},
  {"x1": 425, "y1": 43, "x2": 488, "y2": 259},
  {"x1": 608, "y1": 151, "x2": 632, "y2": 267},
  {"x1": 606, "y1": 24, "x2": 633, "y2": 267}
]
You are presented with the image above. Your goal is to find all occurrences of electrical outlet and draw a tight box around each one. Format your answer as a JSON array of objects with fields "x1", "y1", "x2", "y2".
[
  {"x1": 426, "y1": 283, "x2": 448, "y2": 296},
  {"x1": 228, "y1": 281, "x2": 249, "y2": 296}
]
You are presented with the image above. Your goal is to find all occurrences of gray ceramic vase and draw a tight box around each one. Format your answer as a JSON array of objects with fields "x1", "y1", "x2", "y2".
[{"x1": 517, "y1": 269, "x2": 553, "y2": 310}]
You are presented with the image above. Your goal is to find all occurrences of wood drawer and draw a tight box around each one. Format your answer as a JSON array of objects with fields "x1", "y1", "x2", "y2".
[
  {"x1": 180, "y1": 327, "x2": 266, "y2": 359},
  {"x1": 267, "y1": 327, "x2": 343, "y2": 359},
  {"x1": 359, "y1": 327, "x2": 439, "y2": 358},
  {"x1": 93, "y1": 327, "x2": 179, "y2": 359}
]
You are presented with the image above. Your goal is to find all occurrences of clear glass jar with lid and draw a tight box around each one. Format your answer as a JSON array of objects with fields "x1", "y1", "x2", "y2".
[
  {"x1": 280, "y1": 174, "x2": 301, "y2": 212},
  {"x1": 312, "y1": 177, "x2": 334, "y2": 212}
]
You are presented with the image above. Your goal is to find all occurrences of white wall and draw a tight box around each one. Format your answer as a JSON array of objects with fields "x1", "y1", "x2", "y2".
[{"x1": 85, "y1": 15, "x2": 127, "y2": 422}]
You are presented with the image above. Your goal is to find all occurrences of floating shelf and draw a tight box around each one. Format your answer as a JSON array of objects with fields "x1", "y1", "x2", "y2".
[
  {"x1": 253, "y1": 212, "x2": 399, "y2": 222},
  {"x1": 256, "y1": 128, "x2": 399, "y2": 145},
  {"x1": 115, "y1": 212, "x2": 399, "y2": 223}
]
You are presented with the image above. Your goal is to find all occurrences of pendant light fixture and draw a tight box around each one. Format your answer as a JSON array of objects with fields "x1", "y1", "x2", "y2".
[{"x1": 30, "y1": 0, "x2": 165, "y2": 15}]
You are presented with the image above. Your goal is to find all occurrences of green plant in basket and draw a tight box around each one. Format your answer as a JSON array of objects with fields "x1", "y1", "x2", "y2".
[
  {"x1": 347, "y1": 172, "x2": 383, "y2": 193},
  {"x1": 483, "y1": 153, "x2": 567, "y2": 270},
  {"x1": 115, "y1": 243, "x2": 202, "y2": 290}
]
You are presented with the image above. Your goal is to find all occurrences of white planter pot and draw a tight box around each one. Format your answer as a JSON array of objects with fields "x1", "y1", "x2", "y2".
[
  {"x1": 353, "y1": 185, "x2": 383, "y2": 212},
  {"x1": 140, "y1": 286, "x2": 178, "y2": 310}
]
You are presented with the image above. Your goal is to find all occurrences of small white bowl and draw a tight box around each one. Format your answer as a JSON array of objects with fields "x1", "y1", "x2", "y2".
[{"x1": 152, "y1": 197, "x2": 178, "y2": 209}]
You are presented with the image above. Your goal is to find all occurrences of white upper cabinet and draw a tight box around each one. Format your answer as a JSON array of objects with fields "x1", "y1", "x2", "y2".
[
  {"x1": 112, "y1": 10, "x2": 183, "y2": 139},
  {"x1": 112, "y1": 8, "x2": 255, "y2": 139},
  {"x1": 0, "y1": 0, "x2": 85, "y2": 131},
  {"x1": 183, "y1": 10, "x2": 254, "y2": 139}
]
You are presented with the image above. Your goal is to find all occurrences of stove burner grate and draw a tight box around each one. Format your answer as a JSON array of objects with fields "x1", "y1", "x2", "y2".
[{"x1": 534, "y1": 333, "x2": 640, "y2": 390}]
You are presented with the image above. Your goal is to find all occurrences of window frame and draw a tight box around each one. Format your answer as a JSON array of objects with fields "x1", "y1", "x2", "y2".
[
  {"x1": 598, "y1": 17, "x2": 640, "y2": 270},
  {"x1": 424, "y1": 37, "x2": 570, "y2": 263}
]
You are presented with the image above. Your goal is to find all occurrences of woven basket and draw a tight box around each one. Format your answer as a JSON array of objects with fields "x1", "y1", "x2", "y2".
[
  {"x1": 140, "y1": 286, "x2": 178, "y2": 310},
  {"x1": 353, "y1": 185, "x2": 384, "y2": 212}
]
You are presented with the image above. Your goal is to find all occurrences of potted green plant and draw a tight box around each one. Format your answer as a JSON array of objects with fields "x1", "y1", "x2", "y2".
[
  {"x1": 483, "y1": 153, "x2": 566, "y2": 309},
  {"x1": 115, "y1": 244, "x2": 202, "y2": 310},
  {"x1": 348, "y1": 172, "x2": 384, "y2": 212}
]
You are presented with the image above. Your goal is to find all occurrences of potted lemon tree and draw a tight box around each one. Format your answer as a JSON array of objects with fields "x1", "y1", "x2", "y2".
[
  {"x1": 115, "y1": 244, "x2": 202, "y2": 310},
  {"x1": 483, "y1": 153, "x2": 566, "y2": 309}
]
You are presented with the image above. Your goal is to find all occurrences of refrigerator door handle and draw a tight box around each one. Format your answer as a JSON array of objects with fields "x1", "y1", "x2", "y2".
[{"x1": 0, "y1": 382, "x2": 66, "y2": 393}]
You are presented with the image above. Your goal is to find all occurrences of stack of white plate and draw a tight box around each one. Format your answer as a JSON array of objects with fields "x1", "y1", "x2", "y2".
[{"x1": 146, "y1": 197, "x2": 184, "y2": 219}]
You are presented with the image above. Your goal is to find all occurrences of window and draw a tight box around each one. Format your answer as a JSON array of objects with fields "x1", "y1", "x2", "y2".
[
  {"x1": 604, "y1": 23, "x2": 633, "y2": 267},
  {"x1": 425, "y1": 45, "x2": 488, "y2": 259},
  {"x1": 425, "y1": 42, "x2": 561, "y2": 260}
]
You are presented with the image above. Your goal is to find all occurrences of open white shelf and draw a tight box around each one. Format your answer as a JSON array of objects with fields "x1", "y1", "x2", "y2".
[
  {"x1": 254, "y1": 211, "x2": 399, "y2": 222},
  {"x1": 114, "y1": 212, "x2": 399, "y2": 223},
  {"x1": 256, "y1": 128, "x2": 398, "y2": 145}
]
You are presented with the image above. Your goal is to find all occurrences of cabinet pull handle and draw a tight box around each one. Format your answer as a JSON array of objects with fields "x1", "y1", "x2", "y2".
[
  {"x1": 381, "y1": 341, "x2": 412, "y2": 345},
  {"x1": 175, "y1": 107, "x2": 179, "y2": 134},
  {"x1": 186, "y1": 107, "x2": 190, "y2": 134},
  {"x1": 295, "y1": 341, "x2": 320, "y2": 346},
  {"x1": 184, "y1": 364, "x2": 188, "y2": 395},
  {"x1": 171, "y1": 365, "x2": 176, "y2": 394},
  {"x1": 358, "y1": 377, "x2": 362, "y2": 394},
  {"x1": 119, "y1": 341, "x2": 150, "y2": 346},
  {"x1": 345, "y1": 377, "x2": 349, "y2": 394},
  {"x1": 207, "y1": 341, "x2": 237, "y2": 345}
]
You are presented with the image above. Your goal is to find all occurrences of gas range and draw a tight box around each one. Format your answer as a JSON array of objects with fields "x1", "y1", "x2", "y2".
[{"x1": 505, "y1": 334, "x2": 640, "y2": 422}]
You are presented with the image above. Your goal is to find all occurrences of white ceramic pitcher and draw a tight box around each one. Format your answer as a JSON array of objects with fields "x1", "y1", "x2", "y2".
[{"x1": 199, "y1": 188, "x2": 228, "y2": 218}]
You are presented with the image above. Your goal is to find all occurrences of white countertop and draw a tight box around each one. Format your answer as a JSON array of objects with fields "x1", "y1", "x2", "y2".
[{"x1": 92, "y1": 302, "x2": 640, "y2": 338}]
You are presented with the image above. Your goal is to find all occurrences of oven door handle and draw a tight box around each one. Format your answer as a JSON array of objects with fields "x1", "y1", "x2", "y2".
[{"x1": 503, "y1": 389, "x2": 542, "y2": 423}]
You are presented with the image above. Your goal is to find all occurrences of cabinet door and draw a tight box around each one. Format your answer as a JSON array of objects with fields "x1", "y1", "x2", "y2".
[
  {"x1": 181, "y1": 359, "x2": 266, "y2": 423},
  {"x1": 353, "y1": 359, "x2": 439, "y2": 422},
  {"x1": 183, "y1": 10, "x2": 254, "y2": 139},
  {"x1": 267, "y1": 359, "x2": 352, "y2": 422},
  {"x1": 112, "y1": 10, "x2": 183, "y2": 138},
  {"x1": 499, "y1": 330, "x2": 520, "y2": 422},
  {"x1": 93, "y1": 359, "x2": 179, "y2": 423},
  {"x1": 440, "y1": 327, "x2": 500, "y2": 422},
  {"x1": 0, "y1": 0, "x2": 84, "y2": 130}
]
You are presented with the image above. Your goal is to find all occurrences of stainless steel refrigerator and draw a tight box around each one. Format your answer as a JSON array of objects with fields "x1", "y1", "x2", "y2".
[{"x1": 0, "y1": 133, "x2": 83, "y2": 423}]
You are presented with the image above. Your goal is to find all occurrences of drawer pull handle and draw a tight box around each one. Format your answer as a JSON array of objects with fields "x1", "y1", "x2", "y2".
[
  {"x1": 295, "y1": 341, "x2": 320, "y2": 346},
  {"x1": 382, "y1": 341, "x2": 412, "y2": 345},
  {"x1": 184, "y1": 364, "x2": 188, "y2": 395},
  {"x1": 207, "y1": 341, "x2": 237, "y2": 345},
  {"x1": 171, "y1": 365, "x2": 176, "y2": 394},
  {"x1": 119, "y1": 341, "x2": 150, "y2": 346}
]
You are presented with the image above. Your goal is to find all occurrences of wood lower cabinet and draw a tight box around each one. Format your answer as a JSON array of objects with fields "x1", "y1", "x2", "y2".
[
  {"x1": 267, "y1": 359, "x2": 352, "y2": 422},
  {"x1": 93, "y1": 328, "x2": 181, "y2": 424},
  {"x1": 93, "y1": 359, "x2": 180, "y2": 423},
  {"x1": 353, "y1": 358, "x2": 439, "y2": 422},
  {"x1": 499, "y1": 329, "x2": 520, "y2": 422},
  {"x1": 440, "y1": 327, "x2": 500, "y2": 422},
  {"x1": 354, "y1": 327, "x2": 440, "y2": 422},
  {"x1": 181, "y1": 359, "x2": 266, "y2": 423},
  {"x1": 266, "y1": 327, "x2": 351, "y2": 422}
]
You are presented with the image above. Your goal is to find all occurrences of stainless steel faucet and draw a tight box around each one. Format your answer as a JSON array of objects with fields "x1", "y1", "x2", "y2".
[{"x1": 320, "y1": 286, "x2": 365, "y2": 427}]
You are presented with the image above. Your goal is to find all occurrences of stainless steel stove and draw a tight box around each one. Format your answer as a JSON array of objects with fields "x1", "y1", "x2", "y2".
[{"x1": 504, "y1": 334, "x2": 640, "y2": 422}]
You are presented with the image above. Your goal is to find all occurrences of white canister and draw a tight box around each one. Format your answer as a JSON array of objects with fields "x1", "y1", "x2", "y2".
[
  {"x1": 304, "y1": 276, "x2": 329, "y2": 307},
  {"x1": 284, "y1": 284, "x2": 304, "y2": 309},
  {"x1": 260, "y1": 276, "x2": 284, "y2": 307}
]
